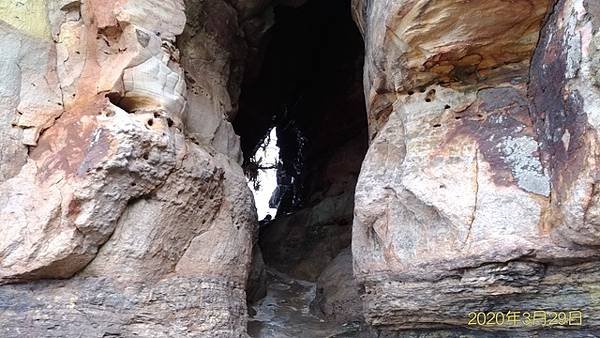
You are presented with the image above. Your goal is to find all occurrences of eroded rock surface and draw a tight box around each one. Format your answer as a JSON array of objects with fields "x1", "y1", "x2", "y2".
[
  {"x1": 0, "y1": 0, "x2": 265, "y2": 336},
  {"x1": 2, "y1": 0, "x2": 600, "y2": 336},
  {"x1": 353, "y1": 0, "x2": 600, "y2": 333},
  {"x1": 311, "y1": 247, "x2": 362, "y2": 324}
]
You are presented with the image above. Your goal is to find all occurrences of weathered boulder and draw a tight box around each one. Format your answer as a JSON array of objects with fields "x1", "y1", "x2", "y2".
[
  {"x1": 178, "y1": 0, "x2": 272, "y2": 162},
  {"x1": 259, "y1": 190, "x2": 354, "y2": 281},
  {"x1": 0, "y1": 0, "x2": 263, "y2": 336},
  {"x1": 311, "y1": 247, "x2": 362, "y2": 324},
  {"x1": 3, "y1": 0, "x2": 600, "y2": 336},
  {"x1": 352, "y1": 0, "x2": 600, "y2": 332}
]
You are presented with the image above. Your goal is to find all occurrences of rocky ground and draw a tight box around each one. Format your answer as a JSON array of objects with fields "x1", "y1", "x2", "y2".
[{"x1": 247, "y1": 268, "x2": 363, "y2": 338}]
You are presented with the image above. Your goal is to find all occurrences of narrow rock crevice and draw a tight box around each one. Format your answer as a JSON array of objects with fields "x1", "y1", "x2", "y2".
[{"x1": 234, "y1": 0, "x2": 369, "y2": 336}]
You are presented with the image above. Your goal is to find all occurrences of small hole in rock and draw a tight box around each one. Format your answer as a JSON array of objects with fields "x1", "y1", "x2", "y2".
[
  {"x1": 444, "y1": 105, "x2": 451, "y2": 109},
  {"x1": 147, "y1": 119, "x2": 153, "y2": 126},
  {"x1": 432, "y1": 123, "x2": 441, "y2": 128},
  {"x1": 407, "y1": 90, "x2": 414, "y2": 95},
  {"x1": 167, "y1": 118, "x2": 174, "y2": 127},
  {"x1": 428, "y1": 89, "x2": 436, "y2": 95},
  {"x1": 153, "y1": 112, "x2": 161, "y2": 118},
  {"x1": 105, "y1": 92, "x2": 127, "y2": 112},
  {"x1": 143, "y1": 153, "x2": 149, "y2": 160},
  {"x1": 477, "y1": 113, "x2": 484, "y2": 118},
  {"x1": 425, "y1": 98, "x2": 431, "y2": 102},
  {"x1": 131, "y1": 182, "x2": 137, "y2": 187},
  {"x1": 455, "y1": 116, "x2": 462, "y2": 120},
  {"x1": 419, "y1": 87, "x2": 426, "y2": 93}
]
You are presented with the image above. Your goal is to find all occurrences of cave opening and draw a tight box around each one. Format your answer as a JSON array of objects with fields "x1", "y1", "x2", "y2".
[{"x1": 233, "y1": 0, "x2": 368, "y2": 335}]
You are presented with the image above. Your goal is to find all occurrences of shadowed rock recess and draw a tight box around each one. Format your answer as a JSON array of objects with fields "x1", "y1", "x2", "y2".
[{"x1": 0, "y1": 0, "x2": 599, "y2": 337}]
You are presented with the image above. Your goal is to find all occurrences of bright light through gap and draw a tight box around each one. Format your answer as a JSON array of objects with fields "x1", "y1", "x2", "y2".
[{"x1": 247, "y1": 127, "x2": 280, "y2": 220}]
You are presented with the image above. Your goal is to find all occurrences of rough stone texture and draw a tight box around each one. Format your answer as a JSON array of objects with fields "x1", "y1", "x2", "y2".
[
  {"x1": 1, "y1": 277, "x2": 247, "y2": 338},
  {"x1": 246, "y1": 246, "x2": 268, "y2": 304},
  {"x1": 179, "y1": 0, "x2": 272, "y2": 162},
  {"x1": 352, "y1": 0, "x2": 600, "y2": 333},
  {"x1": 0, "y1": 2, "x2": 63, "y2": 147},
  {"x1": 259, "y1": 189, "x2": 354, "y2": 281},
  {"x1": 311, "y1": 247, "x2": 362, "y2": 324},
  {"x1": 353, "y1": 0, "x2": 553, "y2": 137},
  {"x1": 0, "y1": 0, "x2": 262, "y2": 336},
  {"x1": 529, "y1": 0, "x2": 600, "y2": 247},
  {"x1": 3, "y1": 0, "x2": 600, "y2": 336}
]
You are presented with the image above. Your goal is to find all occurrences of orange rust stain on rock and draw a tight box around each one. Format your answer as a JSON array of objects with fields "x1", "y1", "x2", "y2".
[
  {"x1": 31, "y1": 1, "x2": 128, "y2": 182},
  {"x1": 30, "y1": 96, "x2": 109, "y2": 182},
  {"x1": 537, "y1": 195, "x2": 562, "y2": 235},
  {"x1": 441, "y1": 87, "x2": 537, "y2": 188},
  {"x1": 63, "y1": 0, "x2": 122, "y2": 105},
  {"x1": 383, "y1": 0, "x2": 551, "y2": 88}
]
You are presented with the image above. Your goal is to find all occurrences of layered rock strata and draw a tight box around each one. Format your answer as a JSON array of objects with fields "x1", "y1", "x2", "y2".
[
  {"x1": 1, "y1": 0, "x2": 600, "y2": 336},
  {"x1": 352, "y1": 0, "x2": 600, "y2": 332},
  {"x1": 0, "y1": 0, "x2": 268, "y2": 336}
]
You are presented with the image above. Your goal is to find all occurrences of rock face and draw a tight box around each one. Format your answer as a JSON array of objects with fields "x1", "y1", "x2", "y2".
[
  {"x1": 0, "y1": 0, "x2": 266, "y2": 336},
  {"x1": 352, "y1": 0, "x2": 600, "y2": 333},
  {"x1": 311, "y1": 247, "x2": 362, "y2": 323},
  {"x1": 258, "y1": 134, "x2": 365, "y2": 281},
  {"x1": 2, "y1": 0, "x2": 600, "y2": 336}
]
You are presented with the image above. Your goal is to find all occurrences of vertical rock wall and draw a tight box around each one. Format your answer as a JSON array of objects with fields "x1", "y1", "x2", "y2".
[
  {"x1": 2, "y1": 0, "x2": 600, "y2": 335},
  {"x1": 352, "y1": 0, "x2": 600, "y2": 333},
  {"x1": 0, "y1": 0, "x2": 267, "y2": 336}
]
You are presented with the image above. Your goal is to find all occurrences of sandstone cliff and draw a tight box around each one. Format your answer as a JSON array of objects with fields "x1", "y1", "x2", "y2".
[
  {"x1": 0, "y1": 0, "x2": 263, "y2": 336},
  {"x1": 0, "y1": 0, "x2": 599, "y2": 337},
  {"x1": 353, "y1": 0, "x2": 600, "y2": 334}
]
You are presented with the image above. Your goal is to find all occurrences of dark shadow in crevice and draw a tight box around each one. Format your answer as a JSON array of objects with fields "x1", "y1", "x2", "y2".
[
  {"x1": 235, "y1": 0, "x2": 368, "y2": 335},
  {"x1": 235, "y1": 0, "x2": 367, "y2": 215}
]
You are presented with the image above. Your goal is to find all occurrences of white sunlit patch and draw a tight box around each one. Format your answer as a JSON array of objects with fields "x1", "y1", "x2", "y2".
[{"x1": 247, "y1": 127, "x2": 280, "y2": 220}]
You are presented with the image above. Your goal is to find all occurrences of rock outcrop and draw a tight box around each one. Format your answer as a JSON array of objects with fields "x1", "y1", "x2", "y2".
[
  {"x1": 353, "y1": 0, "x2": 600, "y2": 333},
  {"x1": 0, "y1": 0, "x2": 267, "y2": 336},
  {"x1": 2, "y1": 0, "x2": 600, "y2": 336},
  {"x1": 311, "y1": 247, "x2": 363, "y2": 323}
]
